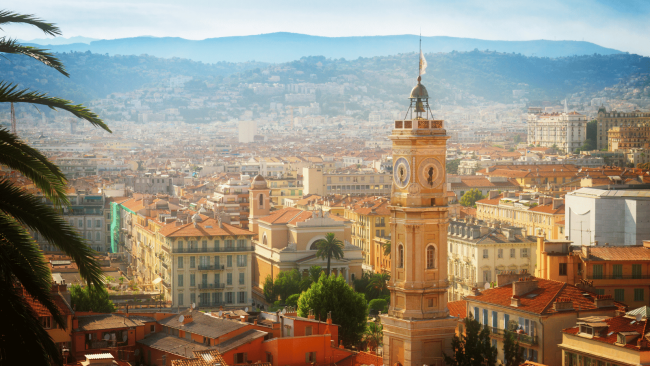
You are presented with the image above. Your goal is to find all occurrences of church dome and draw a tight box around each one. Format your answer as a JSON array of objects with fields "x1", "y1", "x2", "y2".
[
  {"x1": 409, "y1": 82, "x2": 429, "y2": 99},
  {"x1": 252, "y1": 174, "x2": 268, "y2": 189}
]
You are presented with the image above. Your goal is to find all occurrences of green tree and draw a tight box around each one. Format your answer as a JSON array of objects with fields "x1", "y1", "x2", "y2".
[
  {"x1": 363, "y1": 319, "x2": 383, "y2": 351},
  {"x1": 368, "y1": 298, "x2": 387, "y2": 313},
  {"x1": 366, "y1": 272, "x2": 390, "y2": 299},
  {"x1": 298, "y1": 273, "x2": 367, "y2": 346},
  {"x1": 460, "y1": 188, "x2": 485, "y2": 207},
  {"x1": 446, "y1": 158, "x2": 462, "y2": 174},
  {"x1": 382, "y1": 240, "x2": 391, "y2": 257},
  {"x1": 285, "y1": 293, "x2": 300, "y2": 308},
  {"x1": 70, "y1": 284, "x2": 116, "y2": 313},
  {"x1": 315, "y1": 233, "x2": 344, "y2": 276},
  {"x1": 444, "y1": 314, "x2": 497, "y2": 366},
  {"x1": 300, "y1": 265, "x2": 323, "y2": 291},
  {"x1": 503, "y1": 329, "x2": 525, "y2": 366},
  {"x1": 0, "y1": 11, "x2": 109, "y2": 366}
]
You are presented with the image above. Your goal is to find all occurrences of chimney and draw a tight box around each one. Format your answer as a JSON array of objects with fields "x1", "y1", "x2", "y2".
[
  {"x1": 553, "y1": 297, "x2": 574, "y2": 311},
  {"x1": 594, "y1": 294, "x2": 615, "y2": 308},
  {"x1": 512, "y1": 277, "x2": 538, "y2": 297}
]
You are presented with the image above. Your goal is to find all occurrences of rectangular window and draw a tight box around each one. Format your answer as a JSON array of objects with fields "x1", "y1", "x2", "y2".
[
  {"x1": 178, "y1": 256, "x2": 183, "y2": 269},
  {"x1": 634, "y1": 289, "x2": 644, "y2": 302},
  {"x1": 190, "y1": 256, "x2": 195, "y2": 268},
  {"x1": 178, "y1": 293, "x2": 183, "y2": 306},
  {"x1": 510, "y1": 248, "x2": 515, "y2": 258},
  {"x1": 190, "y1": 274, "x2": 195, "y2": 287},
  {"x1": 227, "y1": 273, "x2": 232, "y2": 285},
  {"x1": 559, "y1": 263, "x2": 567, "y2": 276},
  {"x1": 227, "y1": 255, "x2": 233, "y2": 267},
  {"x1": 498, "y1": 249, "x2": 503, "y2": 258},
  {"x1": 593, "y1": 264, "x2": 603, "y2": 279},
  {"x1": 612, "y1": 264, "x2": 623, "y2": 279},
  {"x1": 632, "y1": 264, "x2": 642, "y2": 279},
  {"x1": 239, "y1": 272, "x2": 245, "y2": 285},
  {"x1": 178, "y1": 274, "x2": 184, "y2": 287},
  {"x1": 614, "y1": 289, "x2": 624, "y2": 302}
]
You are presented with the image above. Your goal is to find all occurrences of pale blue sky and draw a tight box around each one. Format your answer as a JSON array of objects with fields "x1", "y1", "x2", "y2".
[{"x1": 9, "y1": 0, "x2": 650, "y2": 55}]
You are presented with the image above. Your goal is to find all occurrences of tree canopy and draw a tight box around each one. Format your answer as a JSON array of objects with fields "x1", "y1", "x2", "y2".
[
  {"x1": 460, "y1": 188, "x2": 485, "y2": 207},
  {"x1": 298, "y1": 273, "x2": 367, "y2": 346}
]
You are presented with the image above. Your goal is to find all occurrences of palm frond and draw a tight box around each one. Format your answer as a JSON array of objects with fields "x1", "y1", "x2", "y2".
[
  {"x1": 0, "y1": 277, "x2": 62, "y2": 365},
  {"x1": 0, "y1": 212, "x2": 64, "y2": 328},
  {"x1": 0, "y1": 10, "x2": 61, "y2": 36},
  {"x1": 0, "y1": 128, "x2": 69, "y2": 206},
  {"x1": 0, "y1": 83, "x2": 111, "y2": 132},
  {"x1": 0, "y1": 37, "x2": 68, "y2": 76},
  {"x1": 0, "y1": 180, "x2": 103, "y2": 287}
]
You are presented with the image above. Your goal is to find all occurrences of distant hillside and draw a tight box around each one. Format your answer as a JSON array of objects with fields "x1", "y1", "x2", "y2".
[
  {"x1": 27, "y1": 33, "x2": 623, "y2": 64},
  {"x1": 2, "y1": 50, "x2": 647, "y2": 108}
]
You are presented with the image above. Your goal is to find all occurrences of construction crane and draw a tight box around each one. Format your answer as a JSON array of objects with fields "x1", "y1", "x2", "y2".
[{"x1": 10, "y1": 102, "x2": 16, "y2": 135}]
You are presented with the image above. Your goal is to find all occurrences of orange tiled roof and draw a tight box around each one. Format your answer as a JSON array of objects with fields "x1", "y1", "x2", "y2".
[{"x1": 465, "y1": 277, "x2": 627, "y2": 315}]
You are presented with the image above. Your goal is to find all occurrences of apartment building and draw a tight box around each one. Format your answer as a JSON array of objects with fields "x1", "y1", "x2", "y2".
[
  {"x1": 163, "y1": 214, "x2": 255, "y2": 309},
  {"x1": 565, "y1": 185, "x2": 650, "y2": 246},
  {"x1": 447, "y1": 220, "x2": 537, "y2": 301},
  {"x1": 35, "y1": 190, "x2": 109, "y2": 253},
  {"x1": 596, "y1": 108, "x2": 650, "y2": 150},
  {"x1": 559, "y1": 308, "x2": 650, "y2": 366},
  {"x1": 209, "y1": 175, "x2": 251, "y2": 228},
  {"x1": 463, "y1": 273, "x2": 626, "y2": 366},
  {"x1": 527, "y1": 111, "x2": 588, "y2": 153},
  {"x1": 536, "y1": 238, "x2": 650, "y2": 309},
  {"x1": 303, "y1": 167, "x2": 391, "y2": 196},
  {"x1": 475, "y1": 191, "x2": 565, "y2": 240},
  {"x1": 343, "y1": 196, "x2": 390, "y2": 272}
]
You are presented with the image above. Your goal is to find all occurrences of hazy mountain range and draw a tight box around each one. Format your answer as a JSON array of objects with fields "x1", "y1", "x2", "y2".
[{"x1": 22, "y1": 33, "x2": 624, "y2": 64}]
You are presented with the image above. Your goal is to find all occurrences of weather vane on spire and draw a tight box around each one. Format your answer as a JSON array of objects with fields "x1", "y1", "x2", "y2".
[{"x1": 419, "y1": 31, "x2": 427, "y2": 82}]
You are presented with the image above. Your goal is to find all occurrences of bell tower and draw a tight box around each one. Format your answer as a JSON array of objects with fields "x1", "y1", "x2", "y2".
[
  {"x1": 249, "y1": 174, "x2": 270, "y2": 234},
  {"x1": 380, "y1": 76, "x2": 456, "y2": 366}
]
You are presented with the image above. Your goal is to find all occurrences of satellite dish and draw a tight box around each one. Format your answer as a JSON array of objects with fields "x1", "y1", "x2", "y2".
[
  {"x1": 245, "y1": 307, "x2": 249, "y2": 312},
  {"x1": 192, "y1": 303, "x2": 196, "y2": 309},
  {"x1": 484, "y1": 282, "x2": 490, "y2": 290},
  {"x1": 179, "y1": 315, "x2": 184, "y2": 323},
  {"x1": 134, "y1": 349, "x2": 140, "y2": 356},
  {"x1": 104, "y1": 334, "x2": 110, "y2": 341},
  {"x1": 218, "y1": 311, "x2": 223, "y2": 317}
]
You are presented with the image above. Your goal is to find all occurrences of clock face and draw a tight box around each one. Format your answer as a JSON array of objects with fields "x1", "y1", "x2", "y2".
[
  {"x1": 393, "y1": 157, "x2": 410, "y2": 188},
  {"x1": 418, "y1": 158, "x2": 444, "y2": 189}
]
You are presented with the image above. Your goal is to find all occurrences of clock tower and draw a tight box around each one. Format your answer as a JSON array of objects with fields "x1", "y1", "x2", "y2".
[{"x1": 381, "y1": 77, "x2": 456, "y2": 366}]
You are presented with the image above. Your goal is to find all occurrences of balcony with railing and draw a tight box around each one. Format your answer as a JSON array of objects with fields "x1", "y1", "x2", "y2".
[
  {"x1": 489, "y1": 327, "x2": 538, "y2": 345},
  {"x1": 172, "y1": 246, "x2": 255, "y2": 253},
  {"x1": 198, "y1": 283, "x2": 226, "y2": 290},
  {"x1": 198, "y1": 264, "x2": 225, "y2": 271}
]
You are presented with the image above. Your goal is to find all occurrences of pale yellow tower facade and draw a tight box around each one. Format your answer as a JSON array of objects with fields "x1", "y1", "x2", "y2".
[{"x1": 381, "y1": 78, "x2": 456, "y2": 366}]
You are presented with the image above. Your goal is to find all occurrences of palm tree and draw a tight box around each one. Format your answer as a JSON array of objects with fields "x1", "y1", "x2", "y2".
[
  {"x1": 315, "y1": 233, "x2": 344, "y2": 276},
  {"x1": 382, "y1": 239, "x2": 391, "y2": 257},
  {"x1": 0, "y1": 11, "x2": 109, "y2": 365},
  {"x1": 300, "y1": 265, "x2": 323, "y2": 291},
  {"x1": 366, "y1": 272, "x2": 391, "y2": 299}
]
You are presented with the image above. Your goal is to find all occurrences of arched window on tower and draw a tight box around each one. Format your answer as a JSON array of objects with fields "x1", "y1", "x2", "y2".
[
  {"x1": 259, "y1": 193, "x2": 264, "y2": 208},
  {"x1": 427, "y1": 245, "x2": 435, "y2": 269},
  {"x1": 398, "y1": 245, "x2": 404, "y2": 268}
]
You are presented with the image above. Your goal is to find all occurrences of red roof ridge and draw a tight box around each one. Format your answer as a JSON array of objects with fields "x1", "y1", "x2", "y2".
[{"x1": 540, "y1": 281, "x2": 568, "y2": 314}]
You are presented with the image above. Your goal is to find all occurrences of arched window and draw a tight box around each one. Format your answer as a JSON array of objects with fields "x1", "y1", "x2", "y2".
[
  {"x1": 259, "y1": 193, "x2": 264, "y2": 208},
  {"x1": 427, "y1": 245, "x2": 435, "y2": 269},
  {"x1": 398, "y1": 245, "x2": 404, "y2": 268}
]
